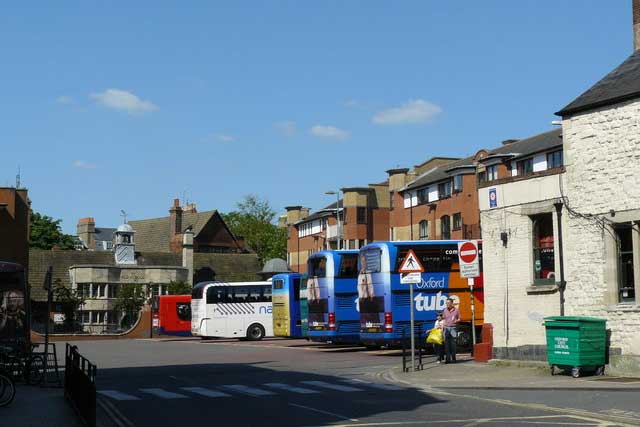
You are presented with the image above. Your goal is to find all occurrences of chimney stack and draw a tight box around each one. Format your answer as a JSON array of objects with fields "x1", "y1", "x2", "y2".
[
  {"x1": 634, "y1": 0, "x2": 640, "y2": 51},
  {"x1": 77, "y1": 217, "x2": 96, "y2": 250},
  {"x1": 169, "y1": 199, "x2": 183, "y2": 252}
]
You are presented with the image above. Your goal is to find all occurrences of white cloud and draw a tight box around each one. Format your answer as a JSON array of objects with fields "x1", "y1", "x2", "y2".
[
  {"x1": 73, "y1": 160, "x2": 97, "y2": 169},
  {"x1": 90, "y1": 89, "x2": 158, "y2": 114},
  {"x1": 56, "y1": 95, "x2": 75, "y2": 105},
  {"x1": 343, "y1": 99, "x2": 361, "y2": 108},
  {"x1": 206, "y1": 134, "x2": 236, "y2": 143},
  {"x1": 309, "y1": 125, "x2": 349, "y2": 141},
  {"x1": 372, "y1": 99, "x2": 442, "y2": 125},
  {"x1": 274, "y1": 121, "x2": 296, "y2": 137}
]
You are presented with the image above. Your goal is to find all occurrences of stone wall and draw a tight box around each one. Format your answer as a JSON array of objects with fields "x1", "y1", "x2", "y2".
[{"x1": 562, "y1": 99, "x2": 640, "y2": 361}]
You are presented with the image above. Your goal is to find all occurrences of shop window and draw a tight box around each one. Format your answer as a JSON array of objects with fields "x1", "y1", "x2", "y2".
[
  {"x1": 615, "y1": 223, "x2": 635, "y2": 303},
  {"x1": 531, "y1": 213, "x2": 555, "y2": 284}
]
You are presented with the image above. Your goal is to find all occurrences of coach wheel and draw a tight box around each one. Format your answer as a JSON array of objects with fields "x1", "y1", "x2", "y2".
[{"x1": 247, "y1": 324, "x2": 265, "y2": 341}]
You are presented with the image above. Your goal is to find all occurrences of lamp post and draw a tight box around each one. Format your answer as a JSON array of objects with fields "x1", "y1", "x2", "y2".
[{"x1": 325, "y1": 191, "x2": 341, "y2": 250}]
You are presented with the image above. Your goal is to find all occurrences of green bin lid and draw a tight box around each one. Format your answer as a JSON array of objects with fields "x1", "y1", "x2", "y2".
[{"x1": 544, "y1": 316, "x2": 606, "y2": 323}]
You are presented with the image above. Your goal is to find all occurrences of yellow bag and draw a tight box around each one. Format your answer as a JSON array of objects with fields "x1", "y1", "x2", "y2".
[{"x1": 426, "y1": 327, "x2": 444, "y2": 345}]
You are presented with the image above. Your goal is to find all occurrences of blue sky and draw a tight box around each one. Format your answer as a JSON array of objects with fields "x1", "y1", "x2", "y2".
[{"x1": 0, "y1": 1, "x2": 631, "y2": 233}]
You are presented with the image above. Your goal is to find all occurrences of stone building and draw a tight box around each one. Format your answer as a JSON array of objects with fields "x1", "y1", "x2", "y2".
[
  {"x1": 554, "y1": 5, "x2": 640, "y2": 372},
  {"x1": 477, "y1": 129, "x2": 565, "y2": 359}
]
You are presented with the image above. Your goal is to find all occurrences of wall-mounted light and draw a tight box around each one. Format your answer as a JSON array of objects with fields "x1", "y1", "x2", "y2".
[{"x1": 500, "y1": 231, "x2": 508, "y2": 247}]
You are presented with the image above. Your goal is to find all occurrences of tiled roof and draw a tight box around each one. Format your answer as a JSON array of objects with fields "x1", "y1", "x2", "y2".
[
  {"x1": 485, "y1": 129, "x2": 562, "y2": 159},
  {"x1": 557, "y1": 50, "x2": 640, "y2": 116},
  {"x1": 94, "y1": 227, "x2": 115, "y2": 242},
  {"x1": 129, "y1": 210, "x2": 217, "y2": 252},
  {"x1": 296, "y1": 201, "x2": 340, "y2": 224},
  {"x1": 404, "y1": 156, "x2": 476, "y2": 191}
]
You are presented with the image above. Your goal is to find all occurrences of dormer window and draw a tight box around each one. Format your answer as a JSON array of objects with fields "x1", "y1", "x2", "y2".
[
  {"x1": 438, "y1": 181, "x2": 452, "y2": 199},
  {"x1": 486, "y1": 165, "x2": 498, "y2": 181},
  {"x1": 547, "y1": 150, "x2": 563, "y2": 169},
  {"x1": 517, "y1": 158, "x2": 533, "y2": 176},
  {"x1": 417, "y1": 188, "x2": 428, "y2": 204}
]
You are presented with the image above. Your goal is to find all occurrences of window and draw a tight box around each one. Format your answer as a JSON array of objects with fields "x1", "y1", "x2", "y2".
[
  {"x1": 108, "y1": 284, "x2": 119, "y2": 299},
  {"x1": 206, "y1": 286, "x2": 228, "y2": 304},
  {"x1": 389, "y1": 191, "x2": 394, "y2": 210},
  {"x1": 357, "y1": 207, "x2": 367, "y2": 224},
  {"x1": 293, "y1": 278, "x2": 301, "y2": 302},
  {"x1": 453, "y1": 213, "x2": 462, "y2": 231},
  {"x1": 339, "y1": 254, "x2": 358, "y2": 278},
  {"x1": 176, "y1": 303, "x2": 191, "y2": 321},
  {"x1": 615, "y1": 224, "x2": 635, "y2": 303},
  {"x1": 487, "y1": 165, "x2": 498, "y2": 181},
  {"x1": 358, "y1": 239, "x2": 365, "y2": 249},
  {"x1": 419, "y1": 220, "x2": 428, "y2": 240},
  {"x1": 441, "y1": 215, "x2": 451, "y2": 240},
  {"x1": 273, "y1": 279, "x2": 284, "y2": 290},
  {"x1": 517, "y1": 158, "x2": 533, "y2": 176},
  {"x1": 308, "y1": 257, "x2": 327, "y2": 278},
  {"x1": 438, "y1": 181, "x2": 452, "y2": 199},
  {"x1": 97, "y1": 284, "x2": 106, "y2": 298},
  {"x1": 547, "y1": 150, "x2": 563, "y2": 169},
  {"x1": 478, "y1": 171, "x2": 487, "y2": 183},
  {"x1": 453, "y1": 175, "x2": 463, "y2": 192},
  {"x1": 361, "y1": 248, "x2": 382, "y2": 273},
  {"x1": 531, "y1": 214, "x2": 555, "y2": 284},
  {"x1": 91, "y1": 284, "x2": 99, "y2": 298},
  {"x1": 77, "y1": 284, "x2": 90, "y2": 298},
  {"x1": 349, "y1": 240, "x2": 356, "y2": 249},
  {"x1": 395, "y1": 245, "x2": 463, "y2": 273},
  {"x1": 80, "y1": 311, "x2": 90, "y2": 324},
  {"x1": 417, "y1": 188, "x2": 428, "y2": 204}
]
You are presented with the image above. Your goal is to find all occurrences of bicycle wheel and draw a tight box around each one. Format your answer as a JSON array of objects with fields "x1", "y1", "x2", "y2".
[
  {"x1": 26, "y1": 355, "x2": 44, "y2": 385},
  {"x1": 0, "y1": 373, "x2": 16, "y2": 407}
]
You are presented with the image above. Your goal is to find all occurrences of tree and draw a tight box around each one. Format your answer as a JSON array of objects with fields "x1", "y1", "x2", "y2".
[
  {"x1": 113, "y1": 284, "x2": 146, "y2": 328},
  {"x1": 30, "y1": 210, "x2": 76, "y2": 250},
  {"x1": 167, "y1": 280, "x2": 192, "y2": 295},
  {"x1": 53, "y1": 279, "x2": 85, "y2": 332},
  {"x1": 222, "y1": 195, "x2": 287, "y2": 265}
]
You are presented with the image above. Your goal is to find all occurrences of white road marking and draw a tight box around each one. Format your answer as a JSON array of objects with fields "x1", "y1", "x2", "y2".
[
  {"x1": 289, "y1": 402, "x2": 359, "y2": 422},
  {"x1": 180, "y1": 387, "x2": 230, "y2": 398},
  {"x1": 343, "y1": 378, "x2": 405, "y2": 390},
  {"x1": 301, "y1": 380, "x2": 363, "y2": 392},
  {"x1": 139, "y1": 388, "x2": 189, "y2": 399},
  {"x1": 221, "y1": 384, "x2": 276, "y2": 396},
  {"x1": 264, "y1": 382, "x2": 320, "y2": 394},
  {"x1": 98, "y1": 390, "x2": 141, "y2": 401}
]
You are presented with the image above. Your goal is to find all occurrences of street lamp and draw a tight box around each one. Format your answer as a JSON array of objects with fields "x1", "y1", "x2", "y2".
[{"x1": 325, "y1": 190, "x2": 341, "y2": 250}]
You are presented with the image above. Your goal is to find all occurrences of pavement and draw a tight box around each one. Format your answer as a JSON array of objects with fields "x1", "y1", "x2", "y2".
[
  {"x1": 1, "y1": 384, "x2": 81, "y2": 427},
  {"x1": 385, "y1": 354, "x2": 640, "y2": 391}
]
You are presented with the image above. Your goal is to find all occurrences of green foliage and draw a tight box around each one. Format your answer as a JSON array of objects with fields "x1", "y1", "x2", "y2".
[
  {"x1": 222, "y1": 195, "x2": 287, "y2": 265},
  {"x1": 53, "y1": 279, "x2": 85, "y2": 330},
  {"x1": 113, "y1": 284, "x2": 146, "y2": 315},
  {"x1": 167, "y1": 280, "x2": 192, "y2": 295},
  {"x1": 30, "y1": 210, "x2": 76, "y2": 250}
]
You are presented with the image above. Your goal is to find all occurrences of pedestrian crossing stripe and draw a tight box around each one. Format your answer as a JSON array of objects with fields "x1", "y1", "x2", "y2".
[{"x1": 98, "y1": 379, "x2": 407, "y2": 401}]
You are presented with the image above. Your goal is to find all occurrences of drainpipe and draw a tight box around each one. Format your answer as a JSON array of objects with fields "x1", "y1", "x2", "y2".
[
  {"x1": 410, "y1": 194, "x2": 414, "y2": 240},
  {"x1": 554, "y1": 202, "x2": 566, "y2": 316}
]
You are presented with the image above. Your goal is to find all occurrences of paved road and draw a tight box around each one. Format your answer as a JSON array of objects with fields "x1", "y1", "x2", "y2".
[{"x1": 61, "y1": 338, "x2": 640, "y2": 427}]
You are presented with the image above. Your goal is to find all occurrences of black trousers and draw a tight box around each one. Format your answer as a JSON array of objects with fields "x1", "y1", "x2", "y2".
[
  {"x1": 444, "y1": 327, "x2": 457, "y2": 362},
  {"x1": 433, "y1": 343, "x2": 444, "y2": 361}
]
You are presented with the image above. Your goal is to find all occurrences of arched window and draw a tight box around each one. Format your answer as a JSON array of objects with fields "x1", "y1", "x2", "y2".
[
  {"x1": 419, "y1": 220, "x2": 428, "y2": 240},
  {"x1": 441, "y1": 215, "x2": 451, "y2": 240}
]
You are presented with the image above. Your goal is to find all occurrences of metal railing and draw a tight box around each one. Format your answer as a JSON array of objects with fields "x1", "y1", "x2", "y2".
[
  {"x1": 64, "y1": 344, "x2": 97, "y2": 427},
  {"x1": 401, "y1": 324, "x2": 425, "y2": 372}
]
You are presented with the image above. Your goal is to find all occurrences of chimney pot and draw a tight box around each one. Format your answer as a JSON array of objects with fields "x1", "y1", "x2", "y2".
[{"x1": 173, "y1": 198, "x2": 180, "y2": 208}]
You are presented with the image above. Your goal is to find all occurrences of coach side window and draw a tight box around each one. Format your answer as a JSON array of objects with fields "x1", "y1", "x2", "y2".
[{"x1": 206, "y1": 287, "x2": 228, "y2": 304}]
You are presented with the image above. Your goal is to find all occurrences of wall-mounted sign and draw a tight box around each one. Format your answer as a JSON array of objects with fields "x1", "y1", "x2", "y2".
[{"x1": 489, "y1": 188, "x2": 498, "y2": 209}]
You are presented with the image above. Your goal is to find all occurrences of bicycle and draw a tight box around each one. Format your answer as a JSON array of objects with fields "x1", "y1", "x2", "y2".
[{"x1": 0, "y1": 368, "x2": 15, "y2": 407}]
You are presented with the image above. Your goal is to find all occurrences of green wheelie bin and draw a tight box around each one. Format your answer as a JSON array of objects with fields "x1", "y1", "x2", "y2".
[{"x1": 544, "y1": 316, "x2": 607, "y2": 378}]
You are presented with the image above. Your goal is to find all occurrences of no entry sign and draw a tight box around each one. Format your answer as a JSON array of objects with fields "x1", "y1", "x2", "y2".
[{"x1": 458, "y1": 240, "x2": 480, "y2": 278}]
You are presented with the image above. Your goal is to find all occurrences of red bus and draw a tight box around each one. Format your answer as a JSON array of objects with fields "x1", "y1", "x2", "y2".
[{"x1": 153, "y1": 295, "x2": 192, "y2": 336}]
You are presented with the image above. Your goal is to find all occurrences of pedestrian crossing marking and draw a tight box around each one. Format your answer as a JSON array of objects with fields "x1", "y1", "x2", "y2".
[
  {"x1": 139, "y1": 388, "x2": 189, "y2": 399},
  {"x1": 180, "y1": 387, "x2": 231, "y2": 398},
  {"x1": 264, "y1": 382, "x2": 320, "y2": 394},
  {"x1": 301, "y1": 380, "x2": 363, "y2": 392},
  {"x1": 221, "y1": 384, "x2": 276, "y2": 396},
  {"x1": 342, "y1": 378, "x2": 405, "y2": 390},
  {"x1": 98, "y1": 390, "x2": 141, "y2": 401}
]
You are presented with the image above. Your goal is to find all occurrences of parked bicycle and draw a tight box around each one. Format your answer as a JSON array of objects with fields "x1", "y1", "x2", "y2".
[
  {"x1": 0, "y1": 368, "x2": 16, "y2": 407},
  {"x1": 0, "y1": 346, "x2": 44, "y2": 386}
]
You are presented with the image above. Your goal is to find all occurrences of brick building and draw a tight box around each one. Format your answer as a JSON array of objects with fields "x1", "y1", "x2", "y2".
[
  {"x1": 284, "y1": 183, "x2": 391, "y2": 273},
  {"x1": 0, "y1": 187, "x2": 30, "y2": 270},
  {"x1": 390, "y1": 156, "x2": 482, "y2": 241}
]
